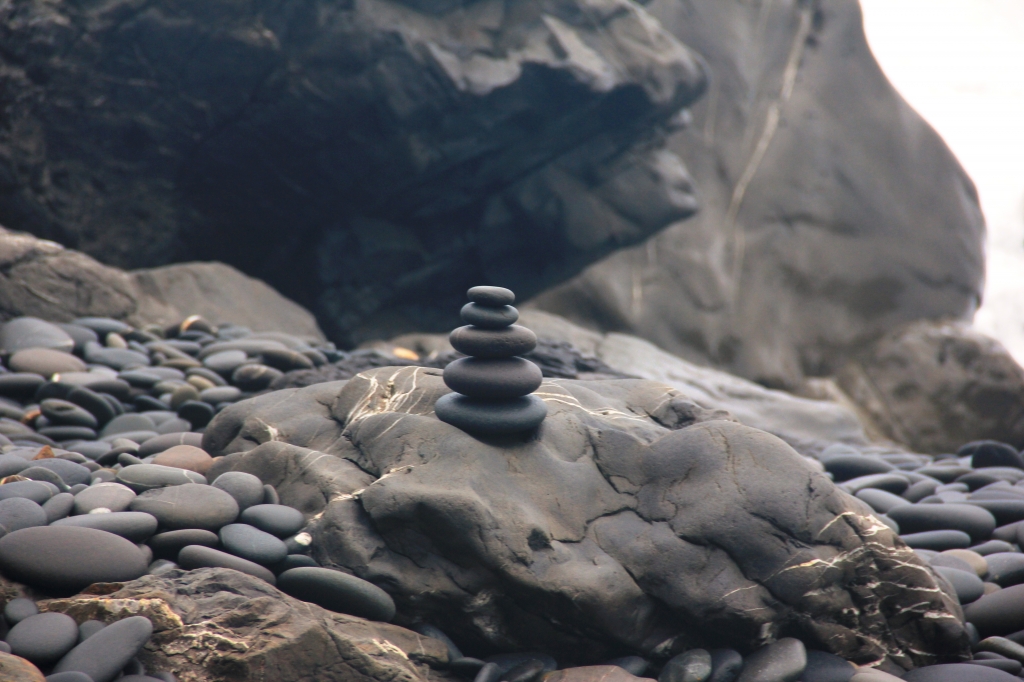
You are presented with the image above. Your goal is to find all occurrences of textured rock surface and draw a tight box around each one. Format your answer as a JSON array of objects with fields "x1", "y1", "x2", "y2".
[
  {"x1": 205, "y1": 365, "x2": 968, "y2": 668},
  {"x1": 836, "y1": 321, "x2": 1024, "y2": 454},
  {"x1": 532, "y1": 0, "x2": 985, "y2": 389},
  {"x1": 0, "y1": 0, "x2": 705, "y2": 345},
  {"x1": 38, "y1": 568, "x2": 451, "y2": 682}
]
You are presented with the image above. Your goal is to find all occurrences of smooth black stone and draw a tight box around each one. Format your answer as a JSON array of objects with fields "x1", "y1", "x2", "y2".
[
  {"x1": 38, "y1": 426, "x2": 98, "y2": 442},
  {"x1": 199, "y1": 386, "x2": 241, "y2": 404},
  {"x1": 231, "y1": 364, "x2": 283, "y2": 391},
  {"x1": 4, "y1": 597, "x2": 38, "y2": 624},
  {"x1": 77, "y1": 620, "x2": 104, "y2": 644},
  {"x1": 219, "y1": 523, "x2": 288, "y2": 565},
  {"x1": 156, "y1": 418, "x2": 192, "y2": 434},
  {"x1": 451, "y1": 658, "x2": 487, "y2": 678},
  {"x1": 604, "y1": 656, "x2": 648, "y2": 676},
  {"x1": 0, "y1": 317, "x2": 75, "y2": 354},
  {"x1": 45, "y1": 671, "x2": 95, "y2": 682},
  {"x1": 966, "y1": 584, "x2": 1024, "y2": 637},
  {"x1": 30, "y1": 459, "x2": 92, "y2": 487},
  {"x1": 660, "y1": 649, "x2": 712, "y2": 682},
  {"x1": 499, "y1": 660, "x2": 546, "y2": 682},
  {"x1": 902, "y1": 663, "x2": 1019, "y2": 681},
  {"x1": 55, "y1": 323, "x2": 99, "y2": 351},
  {"x1": 929, "y1": 553, "x2": 975, "y2": 573},
  {"x1": 709, "y1": 649, "x2": 743, "y2": 682},
  {"x1": 186, "y1": 367, "x2": 227, "y2": 386},
  {"x1": 115, "y1": 369, "x2": 161, "y2": 388},
  {"x1": 258, "y1": 348, "x2": 313, "y2": 372},
  {"x1": 484, "y1": 654, "x2": 557, "y2": 674},
  {"x1": 976, "y1": 636, "x2": 1024, "y2": 665},
  {"x1": 268, "y1": 553, "x2": 318, "y2": 574},
  {"x1": 277, "y1": 567, "x2": 395, "y2": 621},
  {"x1": 934, "y1": 566, "x2": 985, "y2": 603},
  {"x1": 66, "y1": 386, "x2": 116, "y2": 426},
  {"x1": 177, "y1": 400, "x2": 214, "y2": 428},
  {"x1": 972, "y1": 540, "x2": 1017, "y2": 556},
  {"x1": 963, "y1": 500, "x2": 1024, "y2": 526},
  {"x1": 148, "y1": 528, "x2": 219, "y2": 558},
  {"x1": 449, "y1": 325, "x2": 537, "y2": 359},
  {"x1": 0, "y1": 497, "x2": 48, "y2": 534},
  {"x1": 137, "y1": 432, "x2": 203, "y2": 457},
  {"x1": 901, "y1": 530, "x2": 972, "y2": 550},
  {"x1": 263, "y1": 485, "x2": 280, "y2": 505},
  {"x1": 888, "y1": 504, "x2": 997, "y2": 542},
  {"x1": 984, "y1": 553, "x2": 1024, "y2": 587},
  {"x1": 116, "y1": 464, "x2": 206, "y2": 493},
  {"x1": 734, "y1": 638, "x2": 805, "y2": 682},
  {"x1": 53, "y1": 511, "x2": 158, "y2": 543},
  {"x1": 959, "y1": 472, "x2": 1017, "y2": 491},
  {"x1": 118, "y1": 453, "x2": 145, "y2": 467},
  {"x1": 904, "y1": 479, "x2": 941, "y2": 502},
  {"x1": 460, "y1": 303, "x2": 518, "y2": 329},
  {"x1": 965, "y1": 442, "x2": 1024, "y2": 470},
  {"x1": 413, "y1": 623, "x2": 463, "y2": 662},
  {"x1": 42, "y1": 493, "x2": 75, "y2": 522},
  {"x1": 6, "y1": 612, "x2": 79, "y2": 665},
  {"x1": 0, "y1": 526, "x2": 147, "y2": 593},
  {"x1": 100, "y1": 414, "x2": 156, "y2": 438},
  {"x1": 0, "y1": 480, "x2": 53, "y2": 504},
  {"x1": 0, "y1": 373, "x2": 47, "y2": 399},
  {"x1": 41, "y1": 399, "x2": 98, "y2": 429},
  {"x1": 177, "y1": 545, "x2": 276, "y2": 584},
  {"x1": 74, "y1": 483, "x2": 136, "y2": 514},
  {"x1": 799, "y1": 650, "x2": 854, "y2": 682},
  {"x1": 968, "y1": 659, "x2": 1024, "y2": 674},
  {"x1": 838, "y1": 473, "x2": 909, "y2": 495},
  {"x1": 240, "y1": 504, "x2": 304, "y2": 538},
  {"x1": 855, "y1": 488, "x2": 909, "y2": 514},
  {"x1": 134, "y1": 395, "x2": 170, "y2": 412},
  {"x1": 72, "y1": 317, "x2": 132, "y2": 336},
  {"x1": 443, "y1": 357, "x2": 542, "y2": 400},
  {"x1": 822, "y1": 455, "x2": 895, "y2": 482},
  {"x1": 474, "y1": 662, "x2": 501, "y2": 682},
  {"x1": 434, "y1": 393, "x2": 547, "y2": 434},
  {"x1": 52, "y1": 615, "x2": 153, "y2": 682},
  {"x1": 0, "y1": 454, "x2": 29, "y2": 477},
  {"x1": 130, "y1": 483, "x2": 238, "y2": 531},
  {"x1": 211, "y1": 472, "x2": 264, "y2": 511},
  {"x1": 82, "y1": 343, "x2": 149, "y2": 371},
  {"x1": 467, "y1": 286, "x2": 515, "y2": 306}
]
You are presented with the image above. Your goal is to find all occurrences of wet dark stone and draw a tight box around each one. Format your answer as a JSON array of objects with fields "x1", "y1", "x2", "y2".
[
  {"x1": 231, "y1": 364, "x2": 283, "y2": 391},
  {"x1": 900, "y1": 530, "x2": 972, "y2": 551},
  {"x1": 821, "y1": 455, "x2": 895, "y2": 482},
  {"x1": 902, "y1": 663, "x2": 1019, "y2": 681},
  {"x1": 965, "y1": 584, "x2": 1024, "y2": 638},
  {"x1": 735, "y1": 638, "x2": 806, "y2": 682},
  {"x1": 137, "y1": 432, "x2": 204, "y2": 457},
  {"x1": 6, "y1": 612, "x2": 79, "y2": 665},
  {"x1": 888, "y1": 504, "x2": 996, "y2": 542},
  {"x1": 4, "y1": 597, "x2": 38, "y2": 625},
  {"x1": 177, "y1": 545, "x2": 275, "y2": 584},
  {"x1": 239, "y1": 504, "x2": 304, "y2": 538},
  {"x1": 40, "y1": 399, "x2": 98, "y2": 429},
  {"x1": 660, "y1": 649, "x2": 712, "y2": 682},
  {"x1": 434, "y1": 393, "x2": 547, "y2": 434},
  {"x1": 933, "y1": 566, "x2": 985, "y2": 604},
  {"x1": 983, "y1": 553, "x2": 1024, "y2": 587},
  {"x1": 37, "y1": 426, "x2": 97, "y2": 442},
  {"x1": 449, "y1": 325, "x2": 537, "y2": 359},
  {"x1": 964, "y1": 442, "x2": 1024, "y2": 470},
  {"x1": 177, "y1": 400, "x2": 214, "y2": 428},
  {"x1": 467, "y1": 286, "x2": 515, "y2": 307},
  {"x1": 443, "y1": 357, "x2": 543, "y2": 400},
  {"x1": 277, "y1": 567, "x2": 395, "y2": 621},
  {"x1": 51, "y1": 616, "x2": 153, "y2": 682},
  {"x1": 130, "y1": 484, "x2": 238, "y2": 531},
  {"x1": 499, "y1": 660, "x2": 546, "y2": 682},
  {"x1": 148, "y1": 528, "x2": 219, "y2": 558},
  {"x1": 211, "y1": 472, "x2": 264, "y2": 511},
  {"x1": 52, "y1": 511, "x2": 158, "y2": 543},
  {"x1": 219, "y1": 523, "x2": 288, "y2": 565},
  {"x1": 0, "y1": 497, "x2": 48, "y2": 534},
  {"x1": 116, "y1": 464, "x2": 206, "y2": 493},
  {"x1": 460, "y1": 303, "x2": 519, "y2": 329}
]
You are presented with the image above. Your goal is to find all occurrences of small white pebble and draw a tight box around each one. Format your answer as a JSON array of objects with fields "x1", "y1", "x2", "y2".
[
  {"x1": 294, "y1": 532, "x2": 312, "y2": 546},
  {"x1": 88, "y1": 507, "x2": 112, "y2": 514}
]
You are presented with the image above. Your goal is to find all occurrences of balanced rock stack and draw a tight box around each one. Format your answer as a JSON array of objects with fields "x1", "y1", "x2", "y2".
[{"x1": 434, "y1": 287, "x2": 547, "y2": 435}]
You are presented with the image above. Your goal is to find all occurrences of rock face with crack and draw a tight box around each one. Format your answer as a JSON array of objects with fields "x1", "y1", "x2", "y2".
[
  {"x1": 0, "y1": 0, "x2": 705, "y2": 345},
  {"x1": 38, "y1": 568, "x2": 452, "y2": 682},
  {"x1": 204, "y1": 366, "x2": 969, "y2": 669}
]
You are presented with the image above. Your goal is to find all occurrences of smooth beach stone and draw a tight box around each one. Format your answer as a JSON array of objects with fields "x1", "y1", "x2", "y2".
[
  {"x1": 99, "y1": 414, "x2": 156, "y2": 440},
  {"x1": 148, "y1": 529, "x2": 220, "y2": 558},
  {"x1": 888, "y1": 504, "x2": 997, "y2": 542},
  {"x1": 838, "y1": 474, "x2": 909, "y2": 496},
  {"x1": 904, "y1": 479, "x2": 941, "y2": 502},
  {"x1": 199, "y1": 386, "x2": 241, "y2": 405},
  {"x1": 467, "y1": 286, "x2": 515, "y2": 306},
  {"x1": 960, "y1": 472, "x2": 1019, "y2": 491},
  {"x1": 169, "y1": 384, "x2": 200, "y2": 410},
  {"x1": 263, "y1": 485, "x2": 280, "y2": 505},
  {"x1": 177, "y1": 400, "x2": 214, "y2": 428},
  {"x1": 116, "y1": 464, "x2": 206, "y2": 493},
  {"x1": 4, "y1": 597, "x2": 38, "y2": 624},
  {"x1": 459, "y1": 303, "x2": 519, "y2": 329},
  {"x1": 258, "y1": 348, "x2": 313, "y2": 372},
  {"x1": 964, "y1": 500, "x2": 1024, "y2": 526},
  {"x1": 7, "y1": 612, "x2": 79, "y2": 665},
  {"x1": 82, "y1": 344, "x2": 149, "y2": 371},
  {"x1": 965, "y1": 584, "x2": 1024, "y2": 637},
  {"x1": 0, "y1": 526, "x2": 147, "y2": 592},
  {"x1": 0, "y1": 650, "x2": 45, "y2": 681},
  {"x1": 499, "y1": 660, "x2": 546, "y2": 682},
  {"x1": 449, "y1": 325, "x2": 537, "y2": 359},
  {"x1": 0, "y1": 318, "x2": 75, "y2": 354},
  {"x1": 709, "y1": 649, "x2": 743, "y2": 682},
  {"x1": 451, "y1": 657, "x2": 487, "y2": 677},
  {"x1": 211, "y1": 472, "x2": 264, "y2": 512},
  {"x1": 0, "y1": 497, "x2": 48, "y2": 534},
  {"x1": 822, "y1": 455, "x2": 895, "y2": 482},
  {"x1": 47, "y1": 671, "x2": 96, "y2": 682},
  {"x1": 64, "y1": 387, "x2": 116, "y2": 426},
  {"x1": 219, "y1": 523, "x2": 288, "y2": 565},
  {"x1": 42, "y1": 493, "x2": 75, "y2": 522},
  {"x1": 72, "y1": 318, "x2": 132, "y2": 336},
  {"x1": 278, "y1": 567, "x2": 395, "y2": 621},
  {"x1": 660, "y1": 649, "x2": 712, "y2": 682},
  {"x1": 119, "y1": 370, "x2": 163, "y2": 388},
  {"x1": 230, "y1": 364, "x2": 282, "y2": 391},
  {"x1": 155, "y1": 418, "x2": 192, "y2": 435},
  {"x1": 53, "y1": 511, "x2": 158, "y2": 543},
  {"x1": 0, "y1": 480, "x2": 53, "y2": 504},
  {"x1": 968, "y1": 659, "x2": 1024, "y2": 674},
  {"x1": 934, "y1": 566, "x2": 985, "y2": 603},
  {"x1": 10, "y1": 349, "x2": 87, "y2": 377},
  {"x1": 903, "y1": 663, "x2": 1019, "y2": 681},
  {"x1": 799, "y1": 650, "x2": 855, "y2": 682},
  {"x1": 977, "y1": 636, "x2": 1024, "y2": 664},
  {"x1": 434, "y1": 393, "x2": 548, "y2": 435},
  {"x1": 187, "y1": 367, "x2": 227, "y2": 386},
  {"x1": 971, "y1": 541, "x2": 1016, "y2": 557},
  {"x1": 40, "y1": 400, "x2": 98, "y2": 429},
  {"x1": 73, "y1": 483, "x2": 136, "y2": 514},
  {"x1": 151, "y1": 445, "x2": 212, "y2": 475},
  {"x1": 735, "y1": 638, "x2": 806, "y2": 682},
  {"x1": 969, "y1": 442, "x2": 1024, "y2": 470},
  {"x1": 930, "y1": 552, "x2": 976, "y2": 573},
  {"x1": 52, "y1": 615, "x2": 153, "y2": 682},
  {"x1": 474, "y1": 662, "x2": 501, "y2": 682},
  {"x1": 900, "y1": 530, "x2": 972, "y2": 550},
  {"x1": 443, "y1": 358, "x2": 543, "y2": 400},
  {"x1": 984, "y1": 553, "x2": 1024, "y2": 587},
  {"x1": 239, "y1": 504, "x2": 305, "y2": 538},
  {"x1": 284, "y1": 532, "x2": 313, "y2": 554},
  {"x1": 197, "y1": 339, "x2": 287, "y2": 360},
  {"x1": 177, "y1": 545, "x2": 275, "y2": 584},
  {"x1": 137, "y1": 432, "x2": 203, "y2": 457},
  {"x1": 30, "y1": 459, "x2": 91, "y2": 487},
  {"x1": 0, "y1": 454, "x2": 29, "y2": 477},
  {"x1": 38, "y1": 426, "x2": 98, "y2": 442},
  {"x1": 0, "y1": 373, "x2": 47, "y2": 398},
  {"x1": 855, "y1": 489, "x2": 910, "y2": 514},
  {"x1": 130, "y1": 484, "x2": 238, "y2": 531},
  {"x1": 269, "y1": 554, "x2": 318, "y2": 573}
]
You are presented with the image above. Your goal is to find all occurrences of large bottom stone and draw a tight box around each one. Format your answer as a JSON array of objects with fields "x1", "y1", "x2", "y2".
[{"x1": 434, "y1": 393, "x2": 547, "y2": 434}]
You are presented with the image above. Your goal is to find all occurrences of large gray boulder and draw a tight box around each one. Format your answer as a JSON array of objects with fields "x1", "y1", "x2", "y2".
[
  {"x1": 533, "y1": 0, "x2": 985, "y2": 389},
  {"x1": 205, "y1": 365, "x2": 968, "y2": 669},
  {"x1": 0, "y1": 0, "x2": 705, "y2": 345}
]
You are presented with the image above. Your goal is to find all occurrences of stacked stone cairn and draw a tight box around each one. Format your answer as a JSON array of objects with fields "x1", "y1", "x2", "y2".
[{"x1": 434, "y1": 287, "x2": 547, "y2": 435}]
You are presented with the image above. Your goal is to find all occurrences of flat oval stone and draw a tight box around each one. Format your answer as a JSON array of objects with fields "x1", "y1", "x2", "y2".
[
  {"x1": 966, "y1": 584, "x2": 1024, "y2": 637},
  {"x1": 42, "y1": 492, "x2": 75, "y2": 522},
  {"x1": 0, "y1": 526, "x2": 147, "y2": 593},
  {"x1": 0, "y1": 373, "x2": 47, "y2": 398},
  {"x1": 969, "y1": 442, "x2": 1024, "y2": 470},
  {"x1": 219, "y1": 523, "x2": 288, "y2": 565},
  {"x1": 137, "y1": 432, "x2": 203, "y2": 457},
  {"x1": 199, "y1": 386, "x2": 241, "y2": 404},
  {"x1": 934, "y1": 566, "x2": 985, "y2": 603},
  {"x1": 838, "y1": 474, "x2": 909, "y2": 495},
  {"x1": 82, "y1": 343, "x2": 149, "y2": 371},
  {"x1": 901, "y1": 530, "x2": 972, "y2": 550},
  {"x1": 177, "y1": 545, "x2": 276, "y2": 584},
  {"x1": 239, "y1": 504, "x2": 305, "y2": 538},
  {"x1": 888, "y1": 504, "x2": 997, "y2": 542},
  {"x1": 0, "y1": 318, "x2": 75, "y2": 354},
  {"x1": 710, "y1": 649, "x2": 744, "y2": 682},
  {"x1": 116, "y1": 464, "x2": 206, "y2": 493},
  {"x1": 460, "y1": 303, "x2": 518, "y2": 329},
  {"x1": 822, "y1": 455, "x2": 895, "y2": 482},
  {"x1": 231, "y1": 363, "x2": 282, "y2": 391},
  {"x1": 856, "y1": 488, "x2": 910, "y2": 514},
  {"x1": 6, "y1": 612, "x2": 79, "y2": 665},
  {"x1": 177, "y1": 400, "x2": 214, "y2": 428},
  {"x1": 450, "y1": 326, "x2": 537, "y2": 361},
  {"x1": 467, "y1": 286, "x2": 515, "y2": 306},
  {"x1": 37, "y1": 425, "x2": 98, "y2": 442},
  {"x1": 269, "y1": 554, "x2": 319, "y2": 573},
  {"x1": 51, "y1": 615, "x2": 153, "y2": 682},
  {"x1": 964, "y1": 500, "x2": 1024, "y2": 526},
  {"x1": 9, "y1": 349, "x2": 87, "y2": 377},
  {"x1": 212, "y1": 472, "x2": 265, "y2": 511},
  {"x1": 0, "y1": 497, "x2": 48, "y2": 534},
  {"x1": 258, "y1": 348, "x2": 313, "y2": 372},
  {"x1": 148, "y1": 528, "x2": 219, "y2": 558},
  {"x1": 64, "y1": 386, "x2": 116, "y2": 425},
  {"x1": 278, "y1": 567, "x2": 395, "y2": 621},
  {"x1": 130, "y1": 483, "x2": 238, "y2": 530},
  {"x1": 40, "y1": 399, "x2": 98, "y2": 429},
  {"x1": 902, "y1": 663, "x2": 1019, "y2": 681},
  {"x1": 435, "y1": 393, "x2": 547, "y2": 434},
  {"x1": 197, "y1": 339, "x2": 289, "y2": 360},
  {"x1": 29, "y1": 459, "x2": 91, "y2": 487},
  {"x1": 735, "y1": 638, "x2": 806, "y2": 682},
  {"x1": 156, "y1": 417, "x2": 192, "y2": 434},
  {"x1": 660, "y1": 649, "x2": 712, "y2": 682},
  {"x1": 151, "y1": 445, "x2": 213, "y2": 475},
  {"x1": 984, "y1": 553, "x2": 1024, "y2": 587},
  {"x1": 71, "y1": 317, "x2": 132, "y2": 336},
  {"x1": 74, "y1": 482, "x2": 136, "y2": 514},
  {"x1": 0, "y1": 480, "x2": 53, "y2": 504},
  {"x1": 53, "y1": 511, "x2": 158, "y2": 543},
  {"x1": 100, "y1": 414, "x2": 155, "y2": 439}
]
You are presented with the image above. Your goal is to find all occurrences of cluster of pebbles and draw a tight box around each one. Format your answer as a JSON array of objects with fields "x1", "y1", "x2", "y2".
[{"x1": 5, "y1": 310, "x2": 1024, "y2": 681}]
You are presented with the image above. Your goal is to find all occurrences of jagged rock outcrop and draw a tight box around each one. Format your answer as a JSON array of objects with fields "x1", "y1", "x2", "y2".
[
  {"x1": 0, "y1": 0, "x2": 706, "y2": 345},
  {"x1": 204, "y1": 366, "x2": 969, "y2": 669},
  {"x1": 533, "y1": 0, "x2": 985, "y2": 389}
]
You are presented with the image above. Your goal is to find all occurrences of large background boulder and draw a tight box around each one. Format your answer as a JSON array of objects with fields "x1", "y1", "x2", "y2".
[
  {"x1": 533, "y1": 0, "x2": 985, "y2": 389},
  {"x1": 0, "y1": 0, "x2": 705, "y2": 345}
]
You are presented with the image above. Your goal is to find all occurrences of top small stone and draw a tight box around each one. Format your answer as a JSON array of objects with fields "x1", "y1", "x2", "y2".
[{"x1": 467, "y1": 286, "x2": 514, "y2": 307}]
